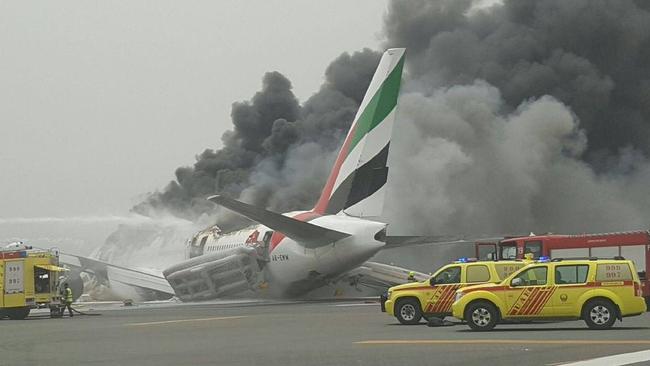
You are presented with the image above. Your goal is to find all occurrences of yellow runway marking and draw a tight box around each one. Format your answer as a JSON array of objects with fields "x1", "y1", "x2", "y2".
[
  {"x1": 125, "y1": 315, "x2": 249, "y2": 327},
  {"x1": 356, "y1": 339, "x2": 650, "y2": 345}
]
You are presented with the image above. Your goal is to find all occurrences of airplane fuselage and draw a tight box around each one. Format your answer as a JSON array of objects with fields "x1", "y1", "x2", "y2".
[{"x1": 186, "y1": 211, "x2": 386, "y2": 296}]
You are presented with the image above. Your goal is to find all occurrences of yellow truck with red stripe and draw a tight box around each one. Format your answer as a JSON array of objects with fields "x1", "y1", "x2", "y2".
[
  {"x1": 452, "y1": 258, "x2": 647, "y2": 331},
  {"x1": 382, "y1": 259, "x2": 526, "y2": 324},
  {"x1": 1, "y1": 245, "x2": 67, "y2": 319}
]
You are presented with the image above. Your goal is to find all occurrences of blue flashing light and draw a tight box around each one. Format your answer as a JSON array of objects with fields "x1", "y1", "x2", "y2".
[
  {"x1": 456, "y1": 257, "x2": 478, "y2": 263},
  {"x1": 538, "y1": 256, "x2": 550, "y2": 262}
]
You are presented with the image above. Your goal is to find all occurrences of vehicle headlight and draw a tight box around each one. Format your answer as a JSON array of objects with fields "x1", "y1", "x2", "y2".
[{"x1": 454, "y1": 292, "x2": 464, "y2": 302}]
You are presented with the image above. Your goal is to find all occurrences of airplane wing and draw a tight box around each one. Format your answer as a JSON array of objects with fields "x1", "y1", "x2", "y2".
[
  {"x1": 339, "y1": 261, "x2": 429, "y2": 291},
  {"x1": 384, "y1": 235, "x2": 467, "y2": 247},
  {"x1": 59, "y1": 252, "x2": 175, "y2": 297},
  {"x1": 384, "y1": 235, "x2": 527, "y2": 248},
  {"x1": 208, "y1": 195, "x2": 351, "y2": 248}
]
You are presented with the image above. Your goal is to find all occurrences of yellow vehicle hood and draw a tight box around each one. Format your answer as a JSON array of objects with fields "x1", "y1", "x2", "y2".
[{"x1": 389, "y1": 281, "x2": 429, "y2": 292}]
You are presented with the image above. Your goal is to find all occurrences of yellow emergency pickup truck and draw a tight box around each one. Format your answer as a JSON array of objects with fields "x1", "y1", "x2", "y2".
[
  {"x1": 382, "y1": 259, "x2": 526, "y2": 324},
  {"x1": 1, "y1": 245, "x2": 67, "y2": 319},
  {"x1": 452, "y1": 258, "x2": 648, "y2": 331}
]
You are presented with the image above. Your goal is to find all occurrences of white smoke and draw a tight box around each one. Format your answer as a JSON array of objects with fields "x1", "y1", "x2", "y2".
[
  {"x1": 0, "y1": 214, "x2": 190, "y2": 226},
  {"x1": 384, "y1": 80, "x2": 650, "y2": 236},
  {"x1": 0, "y1": 214, "x2": 197, "y2": 270}
]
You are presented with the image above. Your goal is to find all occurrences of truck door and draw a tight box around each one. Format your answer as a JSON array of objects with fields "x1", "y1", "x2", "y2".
[
  {"x1": 524, "y1": 240, "x2": 543, "y2": 259},
  {"x1": 551, "y1": 264, "x2": 589, "y2": 316},
  {"x1": 34, "y1": 266, "x2": 50, "y2": 294},
  {"x1": 423, "y1": 265, "x2": 462, "y2": 314},
  {"x1": 504, "y1": 265, "x2": 555, "y2": 317},
  {"x1": 3, "y1": 260, "x2": 25, "y2": 307},
  {"x1": 499, "y1": 243, "x2": 518, "y2": 260}
]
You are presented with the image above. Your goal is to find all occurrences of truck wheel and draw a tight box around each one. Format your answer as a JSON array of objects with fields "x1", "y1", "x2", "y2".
[
  {"x1": 7, "y1": 307, "x2": 30, "y2": 320},
  {"x1": 583, "y1": 299, "x2": 616, "y2": 330},
  {"x1": 465, "y1": 301, "x2": 498, "y2": 331},
  {"x1": 395, "y1": 298, "x2": 423, "y2": 325}
]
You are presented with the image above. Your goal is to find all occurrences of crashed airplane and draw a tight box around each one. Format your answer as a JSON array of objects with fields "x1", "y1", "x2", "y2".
[{"x1": 63, "y1": 48, "x2": 455, "y2": 301}]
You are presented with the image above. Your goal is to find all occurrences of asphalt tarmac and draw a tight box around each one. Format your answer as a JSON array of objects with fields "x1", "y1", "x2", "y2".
[{"x1": 1, "y1": 300, "x2": 649, "y2": 366}]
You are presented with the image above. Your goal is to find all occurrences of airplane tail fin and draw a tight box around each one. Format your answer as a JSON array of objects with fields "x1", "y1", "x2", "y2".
[{"x1": 312, "y1": 48, "x2": 405, "y2": 217}]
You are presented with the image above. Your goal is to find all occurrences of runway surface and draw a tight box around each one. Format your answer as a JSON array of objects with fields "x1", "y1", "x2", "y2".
[{"x1": 2, "y1": 300, "x2": 649, "y2": 366}]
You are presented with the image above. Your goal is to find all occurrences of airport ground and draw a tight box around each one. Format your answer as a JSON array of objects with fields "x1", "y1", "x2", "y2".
[{"x1": 1, "y1": 300, "x2": 650, "y2": 366}]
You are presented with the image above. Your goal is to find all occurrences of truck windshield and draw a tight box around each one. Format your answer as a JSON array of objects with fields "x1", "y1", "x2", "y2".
[{"x1": 500, "y1": 244, "x2": 517, "y2": 259}]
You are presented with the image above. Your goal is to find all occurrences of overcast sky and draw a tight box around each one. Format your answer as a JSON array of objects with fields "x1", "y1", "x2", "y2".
[{"x1": 0, "y1": 0, "x2": 387, "y2": 218}]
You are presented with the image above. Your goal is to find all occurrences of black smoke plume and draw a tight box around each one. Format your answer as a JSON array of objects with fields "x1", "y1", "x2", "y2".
[
  {"x1": 133, "y1": 49, "x2": 381, "y2": 229},
  {"x1": 385, "y1": 0, "x2": 650, "y2": 163}
]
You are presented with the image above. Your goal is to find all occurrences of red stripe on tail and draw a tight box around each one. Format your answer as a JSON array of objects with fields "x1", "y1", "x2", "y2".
[{"x1": 312, "y1": 125, "x2": 358, "y2": 214}]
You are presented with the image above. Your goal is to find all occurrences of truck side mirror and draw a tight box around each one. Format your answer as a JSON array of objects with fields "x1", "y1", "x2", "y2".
[
  {"x1": 429, "y1": 277, "x2": 436, "y2": 286},
  {"x1": 511, "y1": 278, "x2": 523, "y2": 287}
]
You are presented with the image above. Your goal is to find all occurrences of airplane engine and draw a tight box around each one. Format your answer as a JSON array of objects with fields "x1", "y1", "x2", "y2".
[{"x1": 163, "y1": 246, "x2": 263, "y2": 301}]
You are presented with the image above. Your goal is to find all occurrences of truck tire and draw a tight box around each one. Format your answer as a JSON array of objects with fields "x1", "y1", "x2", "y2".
[
  {"x1": 583, "y1": 299, "x2": 617, "y2": 330},
  {"x1": 395, "y1": 298, "x2": 423, "y2": 325},
  {"x1": 465, "y1": 301, "x2": 498, "y2": 331},
  {"x1": 7, "y1": 307, "x2": 30, "y2": 320}
]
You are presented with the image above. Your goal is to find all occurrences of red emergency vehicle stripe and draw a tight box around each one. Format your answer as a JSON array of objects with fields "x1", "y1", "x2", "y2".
[
  {"x1": 435, "y1": 285, "x2": 461, "y2": 313},
  {"x1": 430, "y1": 287, "x2": 451, "y2": 313},
  {"x1": 442, "y1": 285, "x2": 461, "y2": 311},
  {"x1": 508, "y1": 288, "x2": 532, "y2": 315},
  {"x1": 530, "y1": 288, "x2": 556, "y2": 315},
  {"x1": 425, "y1": 287, "x2": 443, "y2": 313},
  {"x1": 526, "y1": 288, "x2": 550, "y2": 315},
  {"x1": 535, "y1": 289, "x2": 555, "y2": 314},
  {"x1": 519, "y1": 288, "x2": 545, "y2": 315}
]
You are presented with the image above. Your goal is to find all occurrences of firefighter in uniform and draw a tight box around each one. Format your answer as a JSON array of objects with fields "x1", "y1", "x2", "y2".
[
  {"x1": 407, "y1": 271, "x2": 416, "y2": 282},
  {"x1": 63, "y1": 283, "x2": 74, "y2": 317}
]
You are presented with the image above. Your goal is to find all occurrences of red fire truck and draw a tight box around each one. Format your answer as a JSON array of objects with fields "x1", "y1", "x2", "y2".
[{"x1": 475, "y1": 231, "x2": 650, "y2": 302}]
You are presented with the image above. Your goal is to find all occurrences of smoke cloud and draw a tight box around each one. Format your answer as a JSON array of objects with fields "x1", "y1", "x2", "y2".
[
  {"x1": 133, "y1": 49, "x2": 381, "y2": 228},
  {"x1": 385, "y1": 0, "x2": 650, "y2": 162},
  {"x1": 380, "y1": 0, "x2": 650, "y2": 235}
]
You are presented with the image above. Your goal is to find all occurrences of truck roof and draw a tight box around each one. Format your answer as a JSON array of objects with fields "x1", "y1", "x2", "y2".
[{"x1": 500, "y1": 230, "x2": 650, "y2": 247}]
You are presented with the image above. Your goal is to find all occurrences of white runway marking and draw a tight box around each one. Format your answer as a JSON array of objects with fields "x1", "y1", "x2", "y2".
[
  {"x1": 332, "y1": 303, "x2": 378, "y2": 307},
  {"x1": 555, "y1": 349, "x2": 650, "y2": 366},
  {"x1": 125, "y1": 315, "x2": 248, "y2": 327},
  {"x1": 357, "y1": 340, "x2": 650, "y2": 345}
]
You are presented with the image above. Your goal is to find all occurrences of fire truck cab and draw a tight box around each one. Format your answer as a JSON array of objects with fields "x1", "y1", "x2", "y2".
[
  {"x1": 475, "y1": 231, "x2": 650, "y2": 303},
  {"x1": 0, "y1": 244, "x2": 68, "y2": 319}
]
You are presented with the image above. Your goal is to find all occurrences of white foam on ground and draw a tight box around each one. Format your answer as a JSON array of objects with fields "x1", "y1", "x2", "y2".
[{"x1": 558, "y1": 349, "x2": 650, "y2": 366}]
